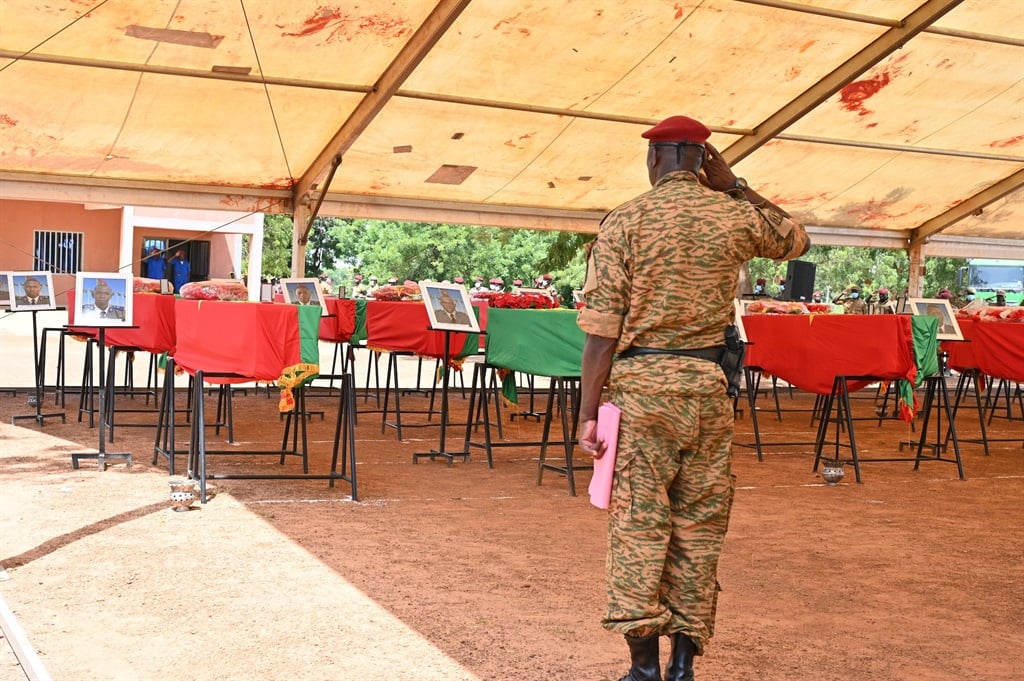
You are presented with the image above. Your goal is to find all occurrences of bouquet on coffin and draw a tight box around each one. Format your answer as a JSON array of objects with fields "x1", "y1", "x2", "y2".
[
  {"x1": 473, "y1": 291, "x2": 559, "y2": 309},
  {"x1": 370, "y1": 282, "x2": 422, "y2": 301},
  {"x1": 179, "y1": 279, "x2": 250, "y2": 301},
  {"x1": 133, "y1": 277, "x2": 163, "y2": 293},
  {"x1": 745, "y1": 299, "x2": 832, "y2": 315},
  {"x1": 956, "y1": 306, "x2": 1024, "y2": 322}
]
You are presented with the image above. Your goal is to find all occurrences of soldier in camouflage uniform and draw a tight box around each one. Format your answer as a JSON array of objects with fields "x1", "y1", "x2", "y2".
[{"x1": 577, "y1": 115, "x2": 810, "y2": 681}]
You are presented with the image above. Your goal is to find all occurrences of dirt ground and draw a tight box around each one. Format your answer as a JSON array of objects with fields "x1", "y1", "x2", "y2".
[{"x1": 1, "y1": 359, "x2": 1023, "y2": 681}]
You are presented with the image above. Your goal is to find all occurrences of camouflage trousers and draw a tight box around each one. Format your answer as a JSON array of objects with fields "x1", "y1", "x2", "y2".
[{"x1": 602, "y1": 356, "x2": 736, "y2": 655}]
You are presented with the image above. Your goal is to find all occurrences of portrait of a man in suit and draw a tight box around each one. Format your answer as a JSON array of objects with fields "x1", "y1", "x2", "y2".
[
  {"x1": 421, "y1": 280, "x2": 477, "y2": 331},
  {"x1": 292, "y1": 283, "x2": 316, "y2": 305},
  {"x1": 11, "y1": 274, "x2": 55, "y2": 310},
  {"x1": 14, "y1": 276, "x2": 51, "y2": 306},
  {"x1": 433, "y1": 289, "x2": 472, "y2": 325}
]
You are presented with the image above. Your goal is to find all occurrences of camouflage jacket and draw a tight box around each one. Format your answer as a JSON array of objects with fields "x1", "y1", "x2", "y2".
[{"x1": 578, "y1": 170, "x2": 809, "y2": 352}]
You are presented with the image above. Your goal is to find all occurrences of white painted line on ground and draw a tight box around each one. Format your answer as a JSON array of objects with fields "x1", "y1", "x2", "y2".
[{"x1": 0, "y1": 591, "x2": 53, "y2": 681}]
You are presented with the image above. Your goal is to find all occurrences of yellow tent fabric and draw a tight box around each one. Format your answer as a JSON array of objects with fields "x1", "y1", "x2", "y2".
[{"x1": 1, "y1": 1, "x2": 1021, "y2": 253}]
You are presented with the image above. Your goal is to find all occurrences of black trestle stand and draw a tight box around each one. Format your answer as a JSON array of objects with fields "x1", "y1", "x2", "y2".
[
  {"x1": 12, "y1": 309, "x2": 67, "y2": 427},
  {"x1": 71, "y1": 327, "x2": 133, "y2": 470}
]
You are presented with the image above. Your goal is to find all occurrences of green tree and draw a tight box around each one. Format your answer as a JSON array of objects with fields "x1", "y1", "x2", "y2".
[
  {"x1": 924, "y1": 257, "x2": 968, "y2": 297},
  {"x1": 254, "y1": 213, "x2": 294, "y2": 281},
  {"x1": 304, "y1": 216, "x2": 344, "y2": 278}
]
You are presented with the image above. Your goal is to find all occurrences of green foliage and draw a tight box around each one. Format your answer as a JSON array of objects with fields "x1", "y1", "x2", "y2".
[
  {"x1": 291, "y1": 219, "x2": 588, "y2": 302},
  {"x1": 258, "y1": 218, "x2": 969, "y2": 305},
  {"x1": 748, "y1": 246, "x2": 965, "y2": 300},
  {"x1": 259, "y1": 214, "x2": 297, "y2": 280},
  {"x1": 304, "y1": 217, "x2": 344, "y2": 278},
  {"x1": 925, "y1": 256, "x2": 969, "y2": 297}
]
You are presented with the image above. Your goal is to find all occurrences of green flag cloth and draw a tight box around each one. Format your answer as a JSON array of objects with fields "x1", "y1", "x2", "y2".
[
  {"x1": 898, "y1": 314, "x2": 939, "y2": 421},
  {"x1": 350, "y1": 299, "x2": 368, "y2": 344},
  {"x1": 484, "y1": 308, "x2": 585, "y2": 405},
  {"x1": 296, "y1": 305, "x2": 322, "y2": 370}
]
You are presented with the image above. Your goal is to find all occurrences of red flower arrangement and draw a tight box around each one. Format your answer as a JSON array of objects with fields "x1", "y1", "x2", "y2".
[
  {"x1": 745, "y1": 300, "x2": 815, "y2": 315},
  {"x1": 370, "y1": 283, "x2": 421, "y2": 301},
  {"x1": 958, "y1": 305, "x2": 1024, "y2": 322},
  {"x1": 473, "y1": 291, "x2": 559, "y2": 309}
]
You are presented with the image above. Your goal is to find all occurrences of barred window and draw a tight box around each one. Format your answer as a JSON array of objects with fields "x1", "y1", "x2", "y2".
[{"x1": 33, "y1": 230, "x2": 83, "y2": 274}]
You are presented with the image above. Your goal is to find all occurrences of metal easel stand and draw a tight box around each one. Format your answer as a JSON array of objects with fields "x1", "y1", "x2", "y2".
[
  {"x1": 732, "y1": 364, "x2": 821, "y2": 462},
  {"x1": 897, "y1": 353, "x2": 965, "y2": 480},
  {"x1": 71, "y1": 327, "x2": 133, "y2": 470},
  {"x1": 186, "y1": 369, "x2": 357, "y2": 504},
  {"x1": 413, "y1": 330, "x2": 470, "y2": 466},
  {"x1": 535, "y1": 376, "x2": 587, "y2": 496},
  {"x1": 11, "y1": 309, "x2": 66, "y2": 427}
]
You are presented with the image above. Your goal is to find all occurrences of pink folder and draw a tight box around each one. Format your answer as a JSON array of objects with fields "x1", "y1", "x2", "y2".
[{"x1": 588, "y1": 402, "x2": 621, "y2": 509}]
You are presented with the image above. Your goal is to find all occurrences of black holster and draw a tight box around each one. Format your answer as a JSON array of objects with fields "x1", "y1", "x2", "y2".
[{"x1": 720, "y1": 324, "x2": 746, "y2": 398}]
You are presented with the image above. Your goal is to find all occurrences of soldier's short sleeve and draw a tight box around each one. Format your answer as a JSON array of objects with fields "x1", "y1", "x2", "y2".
[
  {"x1": 752, "y1": 203, "x2": 810, "y2": 261},
  {"x1": 577, "y1": 212, "x2": 630, "y2": 339}
]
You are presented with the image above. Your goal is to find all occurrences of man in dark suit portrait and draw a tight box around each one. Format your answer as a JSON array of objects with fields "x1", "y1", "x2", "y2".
[
  {"x1": 432, "y1": 289, "x2": 472, "y2": 326},
  {"x1": 14, "y1": 276, "x2": 51, "y2": 306},
  {"x1": 293, "y1": 283, "x2": 316, "y2": 305}
]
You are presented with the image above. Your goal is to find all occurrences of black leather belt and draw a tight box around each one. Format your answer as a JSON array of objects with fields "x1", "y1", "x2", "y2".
[{"x1": 617, "y1": 346, "x2": 725, "y2": 363}]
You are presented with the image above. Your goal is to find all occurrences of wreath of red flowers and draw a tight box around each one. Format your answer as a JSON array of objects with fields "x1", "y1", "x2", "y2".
[{"x1": 473, "y1": 291, "x2": 559, "y2": 309}]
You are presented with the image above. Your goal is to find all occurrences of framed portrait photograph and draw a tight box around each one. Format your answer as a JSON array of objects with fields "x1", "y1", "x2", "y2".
[
  {"x1": 281, "y1": 277, "x2": 329, "y2": 316},
  {"x1": 733, "y1": 298, "x2": 748, "y2": 343},
  {"x1": 908, "y1": 298, "x2": 963, "y2": 341},
  {"x1": 571, "y1": 289, "x2": 586, "y2": 305},
  {"x1": 75, "y1": 272, "x2": 134, "y2": 326},
  {"x1": 0, "y1": 272, "x2": 11, "y2": 308},
  {"x1": 9, "y1": 271, "x2": 57, "y2": 311},
  {"x1": 421, "y1": 280, "x2": 480, "y2": 333}
]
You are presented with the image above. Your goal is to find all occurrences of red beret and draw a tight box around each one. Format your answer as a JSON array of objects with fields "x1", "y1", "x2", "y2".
[
  {"x1": 877, "y1": 288, "x2": 889, "y2": 295},
  {"x1": 513, "y1": 279, "x2": 523, "y2": 286},
  {"x1": 756, "y1": 278, "x2": 767, "y2": 285},
  {"x1": 454, "y1": 276, "x2": 464, "y2": 284},
  {"x1": 642, "y1": 115, "x2": 711, "y2": 144},
  {"x1": 489, "y1": 277, "x2": 503, "y2": 285}
]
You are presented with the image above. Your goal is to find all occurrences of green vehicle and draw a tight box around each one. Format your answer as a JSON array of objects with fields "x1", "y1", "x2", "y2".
[{"x1": 956, "y1": 259, "x2": 1024, "y2": 305}]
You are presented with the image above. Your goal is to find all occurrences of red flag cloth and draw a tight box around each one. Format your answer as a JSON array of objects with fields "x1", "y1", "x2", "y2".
[
  {"x1": 971, "y1": 321, "x2": 1024, "y2": 382},
  {"x1": 173, "y1": 299, "x2": 305, "y2": 383},
  {"x1": 744, "y1": 314, "x2": 917, "y2": 395},
  {"x1": 943, "y1": 318, "x2": 1024, "y2": 382},
  {"x1": 942, "y1": 318, "x2": 977, "y2": 374},
  {"x1": 319, "y1": 297, "x2": 357, "y2": 342},
  {"x1": 365, "y1": 300, "x2": 477, "y2": 359},
  {"x1": 67, "y1": 291, "x2": 175, "y2": 353}
]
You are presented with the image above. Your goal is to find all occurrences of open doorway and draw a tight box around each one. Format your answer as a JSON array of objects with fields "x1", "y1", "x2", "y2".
[{"x1": 140, "y1": 239, "x2": 210, "y2": 285}]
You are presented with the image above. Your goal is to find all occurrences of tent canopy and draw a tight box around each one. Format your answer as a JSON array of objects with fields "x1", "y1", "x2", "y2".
[{"x1": 1, "y1": 0, "x2": 1022, "y2": 258}]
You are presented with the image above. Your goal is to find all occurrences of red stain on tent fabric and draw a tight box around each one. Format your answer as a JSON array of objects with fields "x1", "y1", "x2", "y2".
[
  {"x1": 839, "y1": 72, "x2": 891, "y2": 116},
  {"x1": 989, "y1": 134, "x2": 1024, "y2": 149},
  {"x1": 282, "y1": 7, "x2": 410, "y2": 42}
]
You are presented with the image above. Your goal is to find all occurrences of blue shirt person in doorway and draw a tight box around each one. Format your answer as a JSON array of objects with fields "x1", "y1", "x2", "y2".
[{"x1": 168, "y1": 250, "x2": 191, "y2": 293}]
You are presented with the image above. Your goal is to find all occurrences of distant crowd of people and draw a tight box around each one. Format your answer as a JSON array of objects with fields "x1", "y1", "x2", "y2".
[
  {"x1": 750, "y1": 276, "x2": 1011, "y2": 315},
  {"x1": 346, "y1": 273, "x2": 561, "y2": 301}
]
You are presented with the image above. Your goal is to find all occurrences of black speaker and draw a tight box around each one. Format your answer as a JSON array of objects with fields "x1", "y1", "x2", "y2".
[{"x1": 782, "y1": 260, "x2": 816, "y2": 302}]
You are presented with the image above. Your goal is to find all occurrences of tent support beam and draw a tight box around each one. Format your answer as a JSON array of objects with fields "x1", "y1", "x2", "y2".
[
  {"x1": 910, "y1": 168, "x2": 1024, "y2": 246},
  {"x1": 723, "y1": 0, "x2": 966, "y2": 165},
  {"x1": 292, "y1": 0, "x2": 472, "y2": 208}
]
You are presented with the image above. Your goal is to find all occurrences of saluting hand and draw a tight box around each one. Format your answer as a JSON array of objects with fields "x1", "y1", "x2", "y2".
[{"x1": 699, "y1": 142, "x2": 738, "y2": 192}]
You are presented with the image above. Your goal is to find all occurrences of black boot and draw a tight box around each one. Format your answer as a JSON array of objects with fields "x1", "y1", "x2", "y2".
[
  {"x1": 618, "y1": 634, "x2": 662, "y2": 681},
  {"x1": 664, "y1": 633, "x2": 696, "y2": 681}
]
